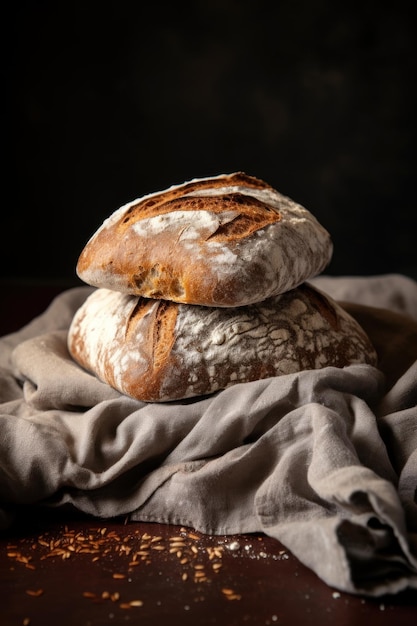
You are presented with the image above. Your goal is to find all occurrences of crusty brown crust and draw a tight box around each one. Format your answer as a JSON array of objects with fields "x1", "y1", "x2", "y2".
[
  {"x1": 76, "y1": 173, "x2": 333, "y2": 307},
  {"x1": 67, "y1": 283, "x2": 377, "y2": 403}
]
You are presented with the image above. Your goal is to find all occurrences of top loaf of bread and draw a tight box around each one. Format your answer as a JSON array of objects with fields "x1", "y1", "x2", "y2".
[{"x1": 76, "y1": 172, "x2": 333, "y2": 307}]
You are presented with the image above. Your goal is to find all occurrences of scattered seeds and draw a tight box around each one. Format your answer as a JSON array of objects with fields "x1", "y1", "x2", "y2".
[
  {"x1": 221, "y1": 588, "x2": 241, "y2": 601},
  {"x1": 222, "y1": 588, "x2": 235, "y2": 595},
  {"x1": 25, "y1": 589, "x2": 44, "y2": 597},
  {"x1": 188, "y1": 533, "x2": 200, "y2": 540},
  {"x1": 6, "y1": 524, "x2": 285, "y2": 612}
]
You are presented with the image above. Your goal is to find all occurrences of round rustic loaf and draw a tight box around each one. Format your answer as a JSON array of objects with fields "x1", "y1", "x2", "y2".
[
  {"x1": 76, "y1": 172, "x2": 333, "y2": 307},
  {"x1": 67, "y1": 283, "x2": 377, "y2": 403}
]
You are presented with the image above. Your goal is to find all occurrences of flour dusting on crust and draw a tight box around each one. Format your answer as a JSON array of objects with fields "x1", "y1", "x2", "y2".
[
  {"x1": 76, "y1": 173, "x2": 333, "y2": 307},
  {"x1": 68, "y1": 285, "x2": 377, "y2": 403}
]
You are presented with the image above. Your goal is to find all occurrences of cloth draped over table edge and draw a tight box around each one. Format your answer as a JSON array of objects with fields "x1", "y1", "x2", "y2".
[{"x1": 0, "y1": 273, "x2": 416, "y2": 598}]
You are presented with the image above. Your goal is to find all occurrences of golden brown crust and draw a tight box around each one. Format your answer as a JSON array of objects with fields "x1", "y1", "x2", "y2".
[{"x1": 76, "y1": 172, "x2": 333, "y2": 307}]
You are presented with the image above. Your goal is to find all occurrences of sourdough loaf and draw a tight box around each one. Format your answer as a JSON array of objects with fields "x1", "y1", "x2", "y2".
[
  {"x1": 76, "y1": 172, "x2": 333, "y2": 307},
  {"x1": 67, "y1": 283, "x2": 377, "y2": 403}
]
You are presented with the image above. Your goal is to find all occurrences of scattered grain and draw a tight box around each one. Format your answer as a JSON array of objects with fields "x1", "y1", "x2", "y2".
[
  {"x1": 136, "y1": 550, "x2": 150, "y2": 557},
  {"x1": 225, "y1": 593, "x2": 242, "y2": 601},
  {"x1": 18, "y1": 556, "x2": 29, "y2": 564},
  {"x1": 188, "y1": 533, "x2": 200, "y2": 540},
  {"x1": 26, "y1": 589, "x2": 44, "y2": 597},
  {"x1": 6, "y1": 523, "x2": 260, "y2": 609}
]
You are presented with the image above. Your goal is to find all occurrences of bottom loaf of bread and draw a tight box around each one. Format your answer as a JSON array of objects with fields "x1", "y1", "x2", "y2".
[{"x1": 67, "y1": 283, "x2": 378, "y2": 402}]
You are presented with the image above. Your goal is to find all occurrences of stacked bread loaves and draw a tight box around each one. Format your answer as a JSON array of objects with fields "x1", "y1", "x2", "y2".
[{"x1": 68, "y1": 172, "x2": 377, "y2": 402}]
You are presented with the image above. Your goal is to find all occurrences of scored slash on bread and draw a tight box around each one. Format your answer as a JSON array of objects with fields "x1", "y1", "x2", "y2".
[{"x1": 76, "y1": 172, "x2": 333, "y2": 307}]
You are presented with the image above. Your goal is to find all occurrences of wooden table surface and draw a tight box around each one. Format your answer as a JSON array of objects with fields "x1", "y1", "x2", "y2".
[
  {"x1": 1, "y1": 281, "x2": 416, "y2": 626},
  {"x1": 1, "y1": 506, "x2": 416, "y2": 626}
]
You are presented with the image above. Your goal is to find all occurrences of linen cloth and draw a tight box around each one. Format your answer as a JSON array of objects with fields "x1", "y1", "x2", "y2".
[{"x1": 1, "y1": 274, "x2": 417, "y2": 597}]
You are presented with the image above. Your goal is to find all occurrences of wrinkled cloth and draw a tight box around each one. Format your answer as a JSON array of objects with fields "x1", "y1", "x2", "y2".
[{"x1": 1, "y1": 274, "x2": 417, "y2": 597}]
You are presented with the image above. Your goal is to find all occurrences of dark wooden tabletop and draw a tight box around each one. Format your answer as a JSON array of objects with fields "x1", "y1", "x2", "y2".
[
  {"x1": 1, "y1": 281, "x2": 416, "y2": 626},
  {"x1": 2, "y1": 507, "x2": 417, "y2": 626}
]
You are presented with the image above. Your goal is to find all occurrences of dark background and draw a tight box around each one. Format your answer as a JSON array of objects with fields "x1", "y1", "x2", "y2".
[{"x1": 3, "y1": 0, "x2": 416, "y2": 285}]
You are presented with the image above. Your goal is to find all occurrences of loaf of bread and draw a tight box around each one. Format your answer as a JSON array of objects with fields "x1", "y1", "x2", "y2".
[
  {"x1": 76, "y1": 172, "x2": 333, "y2": 307},
  {"x1": 67, "y1": 283, "x2": 377, "y2": 403}
]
